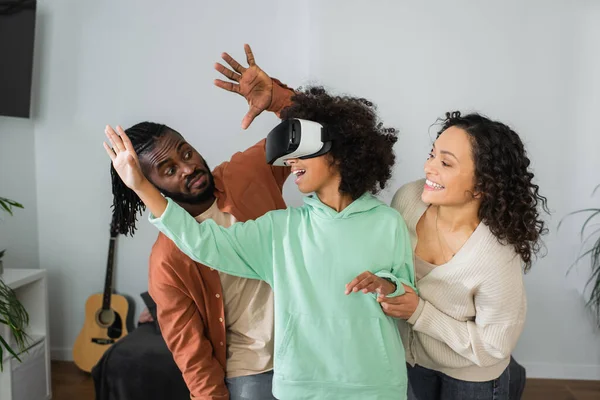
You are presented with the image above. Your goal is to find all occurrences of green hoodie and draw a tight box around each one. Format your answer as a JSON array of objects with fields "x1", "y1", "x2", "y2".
[{"x1": 150, "y1": 192, "x2": 415, "y2": 399}]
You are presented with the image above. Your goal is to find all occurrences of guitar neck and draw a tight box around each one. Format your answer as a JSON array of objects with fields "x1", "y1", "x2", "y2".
[{"x1": 102, "y1": 236, "x2": 116, "y2": 310}]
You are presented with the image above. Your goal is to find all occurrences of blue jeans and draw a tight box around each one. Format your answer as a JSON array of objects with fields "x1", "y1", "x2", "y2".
[
  {"x1": 225, "y1": 370, "x2": 276, "y2": 400},
  {"x1": 407, "y1": 364, "x2": 510, "y2": 400}
]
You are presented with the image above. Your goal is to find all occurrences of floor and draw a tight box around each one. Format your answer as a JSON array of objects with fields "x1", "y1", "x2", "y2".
[{"x1": 51, "y1": 360, "x2": 600, "y2": 400}]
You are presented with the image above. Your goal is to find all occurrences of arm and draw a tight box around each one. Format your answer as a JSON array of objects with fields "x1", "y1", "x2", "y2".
[
  {"x1": 227, "y1": 138, "x2": 291, "y2": 191},
  {"x1": 150, "y1": 198, "x2": 276, "y2": 284},
  {"x1": 410, "y1": 257, "x2": 526, "y2": 367},
  {"x1": 377, "y1": 216, "x2": 416, "y2": 296},
  {"x1": 104, "y1": 127, "x2": 276, "y2": 283},
  {"x1": 149, "y1": 258, "x2": 228, "y2": 399}
]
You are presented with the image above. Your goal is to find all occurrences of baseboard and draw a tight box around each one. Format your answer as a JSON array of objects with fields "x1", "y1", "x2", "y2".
[
  {"x1": 50, "y1": 347, "x2": 73, "y2": 361},
  {"x1": 522, "y1": 362, "x2": 600, "y2": 380}
]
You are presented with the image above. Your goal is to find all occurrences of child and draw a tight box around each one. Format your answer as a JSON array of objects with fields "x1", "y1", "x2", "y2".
[{"x1": 104, "y1": 87, "x2": 415, "y2": 400}]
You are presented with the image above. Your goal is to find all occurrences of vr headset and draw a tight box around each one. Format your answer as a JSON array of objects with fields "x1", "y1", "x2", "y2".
[{"x1": 265, "y1": 119, "x2": 333, "y2": 166}]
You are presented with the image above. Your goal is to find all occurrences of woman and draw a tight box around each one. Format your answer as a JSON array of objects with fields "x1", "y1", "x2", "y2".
[
  {"x1": 380, "y1": 111, "x2": 548, "y2": 399},
  {"x1": 104, "y1": 87, "x2": 416, "y2": 400}
]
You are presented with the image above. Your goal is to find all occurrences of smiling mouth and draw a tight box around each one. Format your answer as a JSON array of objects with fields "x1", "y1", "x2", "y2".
[
  {"x1": 425, "y1": 179, "x2": 445, "y2": 190},
  {"x1": 292, "y1": 169, "x2": 306, "y2": 183}
]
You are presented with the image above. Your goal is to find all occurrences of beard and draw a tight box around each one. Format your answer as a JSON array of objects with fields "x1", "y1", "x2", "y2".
[{"x1": 157, "y1": 165, "x2": 215, "y2": 205}]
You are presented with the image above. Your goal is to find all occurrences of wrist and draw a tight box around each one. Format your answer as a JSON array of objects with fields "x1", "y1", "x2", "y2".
[
  {"x1": 269, "y1": 78, "x2": 294, "y2": 116},
  {"x1": 380, "y1": 278, "x2": 396, "y2": 296},
  {"x1": 133, "y1": 178, "x2": 153, "y2": 196}
]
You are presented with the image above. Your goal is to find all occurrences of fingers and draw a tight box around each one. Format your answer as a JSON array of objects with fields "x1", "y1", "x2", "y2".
[
  {"x1": 378, "y1": 297, "x2": 412, "y2": 317},
  {"x1": 241, "y1": 106, "x2": 262, "y2": 130},
  {"x1": 221, "y1": 52, "x2": 246, "y2": 74},
  {"x1": 105, "y1": 125, "x2": 125, "y2": 152},
  {"x1": 345, "y1": 271, "x2": 375, "y2": 295},
  {"x1": 214, "y1": 79, "x2": 241, "y2": 94},
  {"x1": 376, "y1": 295, "x2": 404, "y2": 305},
  {"x1": 214, "y1": 62, "x2": 241, "y2": 82},
  {"x1": 244, "y1": 43, "x2": 256, "y2": 66},
  {"x1": 402, "y1": 284, "x2": 415, "y2": 293},
  {"x1": 103, "y1": 142, "x2": 116, "y2": 161},
  {"x1": 116, "y1": 125, "x2": 136, "y2": 156}
]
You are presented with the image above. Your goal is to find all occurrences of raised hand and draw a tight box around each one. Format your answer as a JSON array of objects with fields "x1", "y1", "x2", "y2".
[
  {"x1": 103, "y1": 125, "x2": 146, "y2": 191},
  {"x1": 214, "y1": 44, "x2": 274, "y2": 129}
]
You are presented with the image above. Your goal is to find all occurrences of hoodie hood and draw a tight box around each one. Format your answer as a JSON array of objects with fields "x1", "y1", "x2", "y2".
[{"x1": 302, "y1": 192, "x2": 386, "y2": 219}]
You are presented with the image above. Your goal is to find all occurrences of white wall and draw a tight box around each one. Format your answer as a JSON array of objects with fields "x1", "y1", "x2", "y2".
[
  {"x1": 307, "y1": 0, "x2": 600, "y2": 379},
  {"x1": 25, "y1": 0, "x2": 600, "y2": 378},
  {"x1": 32, "y1": 0, "x2": 309, "y2": 360},
  {"x1": 0, "y1": 117, "x2": 39, "y2": 270}
]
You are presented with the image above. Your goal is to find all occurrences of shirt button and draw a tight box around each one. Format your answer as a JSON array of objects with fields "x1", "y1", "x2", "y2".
[
  {"x1": 220, "y1": 342, "x2": 224, "y2": 346},
  {"x1": 219, "y1": 317, "x2": 223, "y2": 322},
  {"x1": 215, "y1": 294, "x2": 220, "y2": 298}
]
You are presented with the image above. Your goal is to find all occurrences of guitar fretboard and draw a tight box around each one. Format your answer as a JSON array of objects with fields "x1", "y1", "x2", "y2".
[{"x1": 102, "y1": 236, "x2": 116, "y2": 310}]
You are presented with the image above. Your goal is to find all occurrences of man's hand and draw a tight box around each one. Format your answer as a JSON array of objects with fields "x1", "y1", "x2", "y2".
[
  {"x1": 214, "y1": 44, "x2": 274, "y2": 130},
  {"x1": 377, "y1": 285, "x2": 420, "y2": 320},
  {"x1": 345, "y1": 271, "x2": 396, "y2": 296},
  {"x1": 138, "y1": 307, "x2": 154, "y2": 324},
  {"x1": 103, "y1": 125, "x2": 147, "y2": 191}
]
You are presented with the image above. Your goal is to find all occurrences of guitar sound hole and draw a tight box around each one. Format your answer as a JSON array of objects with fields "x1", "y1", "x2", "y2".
[
  {"x1": 95, "y1": 308, "x2": 124, "y2": 339},
  {"x1": 97, "y1": 309, "x2": 115, "y2": 327}
]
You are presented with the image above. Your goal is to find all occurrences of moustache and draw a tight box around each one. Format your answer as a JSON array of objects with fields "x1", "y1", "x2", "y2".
[{"x1": 186, "y1": 170, "x2": 207, "y2": 190}]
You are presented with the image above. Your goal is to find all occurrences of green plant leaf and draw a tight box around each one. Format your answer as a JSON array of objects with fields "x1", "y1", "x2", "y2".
[
  {"x1": 580, "y1": 210, "x2": 600, "y2": 240},
  {"x1": 557, "y1": 208, "x2": 600, "y2": 231},
  {"x1": 0, "y1": 278, "x2": 29, "y2": 366},
  {"x1": 0, "y1": 200, "x2": 12, "y2": 215},
  {"x1": 0, "y1": 334, "x2": 22, "y2": 363}
]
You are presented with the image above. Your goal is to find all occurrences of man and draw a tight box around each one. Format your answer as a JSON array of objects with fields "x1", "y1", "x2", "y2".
[{"x1": 109, "y1": 45, "x2": 294, "y2": 399}]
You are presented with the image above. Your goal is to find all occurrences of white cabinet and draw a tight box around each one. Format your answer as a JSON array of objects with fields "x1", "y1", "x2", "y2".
[{"x1": 0, "y1": 269, "x2": 51, "y2": 400}]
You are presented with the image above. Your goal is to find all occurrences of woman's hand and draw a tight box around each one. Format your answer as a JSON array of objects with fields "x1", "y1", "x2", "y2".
[
  {"x1": 377, "y1": 285, "x2": 420, "y2": 320},
  {"x1": 345, "y1": 271, "x2": 396, "y2": 296},
  {"x1": 214, "y1": 44, "x2": 274, "y2": 129}
]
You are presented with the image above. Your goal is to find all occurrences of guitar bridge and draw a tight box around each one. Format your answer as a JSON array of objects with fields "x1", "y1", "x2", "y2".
[{"x1": 91, "y1": 338, "x2": 115, "y2": 345}]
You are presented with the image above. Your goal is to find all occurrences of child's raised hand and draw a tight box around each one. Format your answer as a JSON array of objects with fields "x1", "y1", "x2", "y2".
[
  {"x1": 103, "y1": 125, "x2": 146, "y2": 191},
  {"x1": 345, "y1": 271, "x2": 396, "y2": 296}
]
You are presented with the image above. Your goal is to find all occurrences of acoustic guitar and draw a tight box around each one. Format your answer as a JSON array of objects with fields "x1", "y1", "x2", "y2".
[{"x1": 73, "y1": 222, "x2": 129, "y2": 372}]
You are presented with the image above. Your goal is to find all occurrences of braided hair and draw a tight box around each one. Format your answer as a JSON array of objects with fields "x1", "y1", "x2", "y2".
[{"x1": 110, "y1": 122, "x2": 172, "y2": 236}]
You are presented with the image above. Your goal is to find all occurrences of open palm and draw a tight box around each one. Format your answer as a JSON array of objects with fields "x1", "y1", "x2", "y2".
[
  {"x1": 214, "y1": 44, "x2": 273, "y2": 129},
  {"x1": 103, "y1": 125, "x2": 145, "y2": 190}
]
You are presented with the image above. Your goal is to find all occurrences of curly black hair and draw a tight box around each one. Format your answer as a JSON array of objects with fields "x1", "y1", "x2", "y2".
[
  {"x1": 437, "y1": 111, "x2": 549, "y2": 271},
  {"x1": 280, "y1": 86, "x2": 398, "y2": 200}
]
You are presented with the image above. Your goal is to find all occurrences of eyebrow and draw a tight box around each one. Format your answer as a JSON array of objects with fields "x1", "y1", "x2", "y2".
[
  {"x1": 155, "y1": 141, "x2": 187, "y2": 170},
  {"x1": 432, "y1": 143, "x2": 458, "y2": 161}
]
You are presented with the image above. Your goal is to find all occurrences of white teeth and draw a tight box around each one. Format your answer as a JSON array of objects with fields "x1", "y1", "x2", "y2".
[
  {"x1": 292, "y1": 170, "x2": 306, "y2": 176},
  {"x1": 426, "y1": 179, "x2": 444, "y2": 189}
]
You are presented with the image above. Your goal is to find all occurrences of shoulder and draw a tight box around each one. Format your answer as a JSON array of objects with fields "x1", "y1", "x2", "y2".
[
  {"x1": 470, "y1": 224, "x2": 523, "y2": 273},
  {"x1": 150, "y1": 233, "x2": 193, "y2": 270},
  {"x1": 391, "y1": 179, "x2": 426, "y2": 216}
]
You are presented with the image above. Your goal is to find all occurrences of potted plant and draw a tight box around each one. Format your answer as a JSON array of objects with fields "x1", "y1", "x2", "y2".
[
  {"x1": 0, "y1": 196, "x2": 28, "y2": 370},
  {"x1": 560, "y1": 185, "x2": 600, "y2": 328}
]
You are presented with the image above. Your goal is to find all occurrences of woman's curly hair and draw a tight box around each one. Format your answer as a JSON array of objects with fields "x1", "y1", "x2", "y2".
[
  {"x1": 280, "y1": 86, "x2": 398, "y2": 200},
  {"x1": 437, "y1": 111, "x2": 549, "y2": 271}
]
